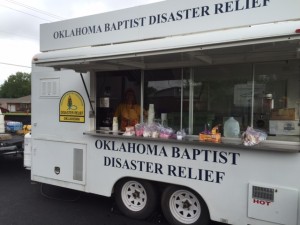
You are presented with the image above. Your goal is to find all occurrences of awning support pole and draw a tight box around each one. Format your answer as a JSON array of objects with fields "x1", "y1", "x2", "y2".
[{"x1": 80, "y1": 73, "x2": 95, "y2": 117}]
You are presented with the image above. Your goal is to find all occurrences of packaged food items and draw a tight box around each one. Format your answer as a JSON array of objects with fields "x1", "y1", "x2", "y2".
[
  {"x1": 145, "y1": 123, "x2": 162, "y2": 138},
  {"x1": 123, "y1": 126, "x2": 135, "y2": 136},
  {"x1": 152, "y1": 130, "x2": 160, "y2": 138},
  {"x1": 176, "y1": 129, "x2": 186, "y2": 140},
  {"x1": 159, "y1": 127, "x2": 174, "y2": 139},
  {"x1": 241, "y1": 127, "x2": 267, "y2": 146},
  {"x1": 199, "y1": 125, "x2": 221, "y2": 143},
  {"x1": 141, "y1": 124, "x2": 153, "y2": 137},
  {"x1": 134, "y1": 122, "x2": 176, "y2": 139},
  {"x1": 142, "y1": 125, "x2": 152, "y2": 137},
  {"x1": 134, "y1": 123, "x2": 144, "y2": 137}
]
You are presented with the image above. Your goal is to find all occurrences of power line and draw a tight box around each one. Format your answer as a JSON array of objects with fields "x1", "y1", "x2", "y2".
[
  {"x1": 0, "y1": 3, "x2": 53, "y2": 22},
  {"x1": 3, "y1": 0, "x2": 65, "y2": 20},
  {"x1": 0, "y1": 62, "x2": 31, "y2": 68}
]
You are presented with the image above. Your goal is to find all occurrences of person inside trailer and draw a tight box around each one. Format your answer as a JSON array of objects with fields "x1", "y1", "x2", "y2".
[{"x1": 114, "y1": 89, "x2": 146, "y2": 131}]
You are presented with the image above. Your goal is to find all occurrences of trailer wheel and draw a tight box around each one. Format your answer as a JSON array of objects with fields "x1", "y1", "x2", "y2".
[
  {"x1": 161, "y1": 186, "x2": 209, "y2": 225},
  {"x1": 115, "y1": 178, "x2": 157, "y2": 220}
]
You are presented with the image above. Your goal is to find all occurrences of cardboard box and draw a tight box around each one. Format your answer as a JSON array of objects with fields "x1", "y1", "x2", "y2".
[
  {"x1": 271, "y1": 108, "x2": 296, "y2": 120},
  {"x1": 269, "y1": 120, "x2": 300, "y2": 135},
  {"x1": 199, "y1": 133, "x2": 221, "y2": 143}
]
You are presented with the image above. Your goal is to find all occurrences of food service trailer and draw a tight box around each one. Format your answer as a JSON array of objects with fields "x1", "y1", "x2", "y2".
[{"x1": 30, "y1": 0, "x2": 300, "y2": 224}]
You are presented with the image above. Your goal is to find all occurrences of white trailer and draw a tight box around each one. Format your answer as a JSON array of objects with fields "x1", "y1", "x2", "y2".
[{"x1": 30, "y1": 0, "x2": 300, "y2": 224}]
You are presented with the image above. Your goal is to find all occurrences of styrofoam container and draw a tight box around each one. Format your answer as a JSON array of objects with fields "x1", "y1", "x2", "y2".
[{"x1": 269, "y1": 120, "x2": 300, "y2": 135}]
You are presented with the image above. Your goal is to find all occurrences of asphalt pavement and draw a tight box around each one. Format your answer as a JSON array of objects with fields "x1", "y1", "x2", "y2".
[{"x1": 0, "y1": 155, "x2": 223, "y2": 225}]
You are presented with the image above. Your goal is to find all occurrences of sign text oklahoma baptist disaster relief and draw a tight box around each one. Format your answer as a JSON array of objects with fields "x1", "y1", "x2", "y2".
[
  {"x1": 95, "y1": 139, "x2": 240, "y2": 184},
  {"x1": 53, "y1": 0, "x2": 271, "y2": 39}
]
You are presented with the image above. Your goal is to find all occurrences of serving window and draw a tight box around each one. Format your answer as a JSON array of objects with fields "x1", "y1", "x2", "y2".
[
  {"x1": 254, "y1": 61, "x2": 300, "y2": 142},
  {"x1": 192, "y1": 64, "x2": 253, "y2": 135},
  {"x1": 144, "y1": 69, "x2": 188, "y2": 131},
  {"x1": 95, "y1": 58, "x2": 300, "y2": 144}
]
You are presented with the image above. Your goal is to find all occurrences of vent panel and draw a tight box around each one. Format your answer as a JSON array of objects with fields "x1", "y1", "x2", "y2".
[
  {"x1": 252, "y1": 186, "x2": 275, "y2": 202},
  {"x1": 73, "y1": 148, "x2": 83, "y2": 181}
]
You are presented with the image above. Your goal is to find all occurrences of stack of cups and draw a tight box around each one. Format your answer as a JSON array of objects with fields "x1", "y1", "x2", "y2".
[
  {"x1": 161, "y1": 113, "x2": 167, "y2": 127},
  {"x1": 148, "y1": 104, "x2": 155, "y2": 124}
]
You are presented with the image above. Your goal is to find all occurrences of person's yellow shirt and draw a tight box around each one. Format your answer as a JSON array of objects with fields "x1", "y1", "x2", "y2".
[{"x1": 114, "y1": 104, "x2": 141, "y2": 130}]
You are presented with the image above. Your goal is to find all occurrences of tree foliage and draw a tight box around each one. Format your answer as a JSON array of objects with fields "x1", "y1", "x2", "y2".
[{"x1": 0, "y1": 72, "x2": 31, "y2": 98}]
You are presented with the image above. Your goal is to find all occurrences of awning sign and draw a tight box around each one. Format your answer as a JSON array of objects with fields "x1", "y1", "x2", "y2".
[
  {"x1": 59, "y1": 91, "x2": 85, "y2": 123},
  {"x1": 40, "y1": 0, "x2": 300, "y2": 51}
]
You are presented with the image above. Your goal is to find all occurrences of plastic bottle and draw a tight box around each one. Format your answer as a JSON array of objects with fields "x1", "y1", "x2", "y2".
[
  {"x1": 224, "y1": 117, "x2": 240, "y2": 138},
  {"x1": 112, "y1": 117, "x2": 118, "y2": 131}
]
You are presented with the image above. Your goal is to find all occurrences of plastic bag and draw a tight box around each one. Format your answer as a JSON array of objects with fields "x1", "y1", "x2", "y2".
[
  {"x1": 176, "y1": 129, "x2": 186, "y2": 140},
  {"x1": 241, "y1": 127, "x2": 267, "y2": 146},
  {"x1": 134, "y1": 123, "x2": 144, "y2": 137},
  {"x1": 159, "y1": 126, "x2": 174, "y2": 139},
  {"x1": 143, "y1": 124, "x2": 152, "y2": 137}
]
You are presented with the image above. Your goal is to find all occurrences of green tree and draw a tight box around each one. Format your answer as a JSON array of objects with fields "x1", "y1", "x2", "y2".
[{"x1": 0, "y1": 72, "x2": 31, "y2": 98}]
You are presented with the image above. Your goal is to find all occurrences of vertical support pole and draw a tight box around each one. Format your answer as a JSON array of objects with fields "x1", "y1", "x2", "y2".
[
  {"x1": 189, "y1": 68, "x2": 194, "y2": 134},
  {"x1": 140, "y1": 70, "x2": 145, "y2": 123},
  {"x1": 251, "y1": 64, "x2": 255, "y2": 127}
]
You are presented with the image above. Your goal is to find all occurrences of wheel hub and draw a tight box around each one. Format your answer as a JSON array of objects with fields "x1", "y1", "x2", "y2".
[
  {"x1": 132, "y1": 190, "x2": 140, "y2": 199},
  {"x1": 182, "y1": 199, "x2": 192, "y2": 210}
]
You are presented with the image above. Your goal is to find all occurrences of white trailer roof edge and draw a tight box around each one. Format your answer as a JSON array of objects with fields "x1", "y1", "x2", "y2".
[{"x1": 33, "y1": 21, "x2": 300, "y2": 66}]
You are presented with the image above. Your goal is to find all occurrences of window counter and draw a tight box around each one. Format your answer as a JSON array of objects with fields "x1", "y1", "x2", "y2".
[{"x1": 84, "y1": 130, "x2": 300, "y2": 153}]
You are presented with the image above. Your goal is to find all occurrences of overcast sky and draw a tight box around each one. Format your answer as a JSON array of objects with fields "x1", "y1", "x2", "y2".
[{"x1": 0, "y1": 0, "x2": 163, "y2": 85}]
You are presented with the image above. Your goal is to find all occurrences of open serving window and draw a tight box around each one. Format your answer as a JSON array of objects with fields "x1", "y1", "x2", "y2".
[{"x1": 93, "y1": 40, "x2": 300, "y2": 144}]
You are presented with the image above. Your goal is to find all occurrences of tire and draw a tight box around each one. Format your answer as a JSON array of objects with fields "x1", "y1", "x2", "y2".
[
  {"x1": 114, "y1": 178, "x2": 158, "y2": 220},
  {"x1": 161, "y1": 186, "x2": 209, "y2": 225}
]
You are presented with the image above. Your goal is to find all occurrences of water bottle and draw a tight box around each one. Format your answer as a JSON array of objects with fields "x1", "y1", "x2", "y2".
[{"x1": 224, "y1": 117, "x2": 240, "y2": 138}]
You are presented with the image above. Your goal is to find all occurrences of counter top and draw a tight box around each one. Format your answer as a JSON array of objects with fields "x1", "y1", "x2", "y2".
[{"x1": 84, "y1": 130, "x2": 300, "y2": 153}]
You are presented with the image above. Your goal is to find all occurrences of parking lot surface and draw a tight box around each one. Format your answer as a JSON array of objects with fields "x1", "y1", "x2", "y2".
[{"x1": 0, "y1": 155, "x2": 222, "y2": 225}]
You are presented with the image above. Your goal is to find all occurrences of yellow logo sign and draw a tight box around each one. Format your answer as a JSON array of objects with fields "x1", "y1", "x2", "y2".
[{"x1": 59, "y1": 91, "x2": 85, "y2": 123}]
